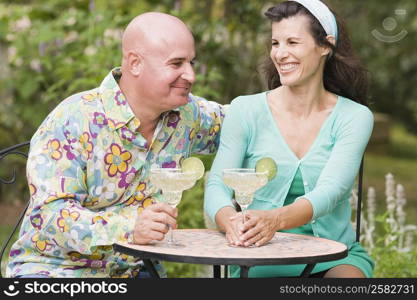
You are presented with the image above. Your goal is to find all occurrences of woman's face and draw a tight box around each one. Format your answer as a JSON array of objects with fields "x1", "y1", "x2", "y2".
[{"x1": 270, "y1": 14, "x2": 330, "y2": 88}]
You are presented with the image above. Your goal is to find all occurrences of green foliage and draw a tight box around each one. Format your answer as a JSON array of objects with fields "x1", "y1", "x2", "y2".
[
  {"x1": 373, "y1": 247, "x2": 417, "y2": 277},
  {"x1": 371, "y1": 213, "x2": 417, "y2": 277}
]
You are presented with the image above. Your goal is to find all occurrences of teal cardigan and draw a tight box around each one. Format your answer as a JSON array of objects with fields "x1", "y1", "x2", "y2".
[{"x1": 204, "y1": 91, "x2": 374, "y2": 248}]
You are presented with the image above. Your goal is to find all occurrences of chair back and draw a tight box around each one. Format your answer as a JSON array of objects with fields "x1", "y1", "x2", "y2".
[
  {"x1": 0, "y1": 141, "x2": 30, "y2": 278},
  {"x1": 356, "y1": 158, "x2": 364, "y2": 242}
]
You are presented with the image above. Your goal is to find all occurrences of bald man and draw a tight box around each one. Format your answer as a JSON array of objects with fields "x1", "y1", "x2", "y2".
[{"x1": 6, "y1": 12, "x2": 225, "y2": 278}]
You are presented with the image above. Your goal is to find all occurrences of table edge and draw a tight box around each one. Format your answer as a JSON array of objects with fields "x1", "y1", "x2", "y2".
[{"x1": 113, "y1": 243, "x2": 348, "y2": 267}]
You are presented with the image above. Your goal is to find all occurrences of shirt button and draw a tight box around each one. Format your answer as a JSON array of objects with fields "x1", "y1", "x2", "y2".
[
  {"x1": 311, "y1": 220, "x2": 316, "y2": 224},
  {"x1": 303, "y1": 181, "x2": 308, "y2": 186}
]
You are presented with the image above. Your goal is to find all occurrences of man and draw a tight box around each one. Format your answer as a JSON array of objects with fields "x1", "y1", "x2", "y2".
[{"x1": 6, "y1": 12, "x2": 224, "y2": 278}]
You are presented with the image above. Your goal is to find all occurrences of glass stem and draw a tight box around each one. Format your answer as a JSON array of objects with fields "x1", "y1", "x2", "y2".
[
  {"x1": 240, "y1": 205, "x2": 248, "y2": 224},
  {"x1": 168, "y1": 225, "x2": 174, "y2": 243}
]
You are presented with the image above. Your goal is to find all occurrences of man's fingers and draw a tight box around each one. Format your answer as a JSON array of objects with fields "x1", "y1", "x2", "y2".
[
  {"x1": 152, "y1": 211, "x2": 177, "y2": 228},
  {"x1": 149, "y1": 221, "x2": 170, "y2": 234},
  {"x1": 150, "y1": 202, "x2": 178, "y2": 217}
]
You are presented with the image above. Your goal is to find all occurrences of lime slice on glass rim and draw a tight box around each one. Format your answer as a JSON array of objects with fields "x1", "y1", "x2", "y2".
[
  {"x1": 181, "y1": 157, "x2": 205, "y2": 180},
  {"x1": 255, "y1": 157, "x2": 277, "y2": 181}
]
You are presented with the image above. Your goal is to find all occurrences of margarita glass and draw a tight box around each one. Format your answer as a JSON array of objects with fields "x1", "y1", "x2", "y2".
[
  {"x1": 222, "y1": 168, "x2": 268, "y2": 224},
  {"x1": 149, "y1": 168, "x2": 199, "y2": 246}
]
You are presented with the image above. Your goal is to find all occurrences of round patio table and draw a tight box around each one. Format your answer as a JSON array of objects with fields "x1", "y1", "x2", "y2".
[{"x1": 113, "y1": 229, "x2": 348, "y2": 278}]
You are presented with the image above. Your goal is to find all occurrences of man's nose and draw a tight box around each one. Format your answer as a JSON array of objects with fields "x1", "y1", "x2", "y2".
[{"x1": 181, "y1": 63, "x2": 195, "y2": 84}]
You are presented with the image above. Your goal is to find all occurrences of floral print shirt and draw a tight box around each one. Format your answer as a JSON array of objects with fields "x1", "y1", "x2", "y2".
[{"x1": 6, "y1": 68, "x2": 224, "y2": 278}]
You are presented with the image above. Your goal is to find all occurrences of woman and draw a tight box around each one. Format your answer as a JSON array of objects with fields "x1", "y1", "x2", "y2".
[{"x1": 204, "y1": 0, "x2": 374, "y2": 278}]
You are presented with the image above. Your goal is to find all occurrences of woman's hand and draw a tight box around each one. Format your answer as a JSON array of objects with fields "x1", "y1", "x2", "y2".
[
  {"x1": 231, "y1": 210, "x2": 279, "y2": 247},
  {"x1": 215, "y1": 206, "x2": 244, "y2": 247},
  {"x1": 224, "y1": 213, "x2": 245, "y2": 247}
]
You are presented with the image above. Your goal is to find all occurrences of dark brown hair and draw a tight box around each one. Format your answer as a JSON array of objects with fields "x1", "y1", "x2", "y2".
[{"x1": 264, "y1": 1, "x2": 369, "y2": 105}]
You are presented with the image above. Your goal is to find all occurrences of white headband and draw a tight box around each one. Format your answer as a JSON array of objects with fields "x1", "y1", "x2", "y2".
[{"x1": 290, "y1": 0, "x2": 338, "y2": 41}]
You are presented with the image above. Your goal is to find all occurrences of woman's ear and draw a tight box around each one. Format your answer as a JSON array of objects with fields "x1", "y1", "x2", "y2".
[
  {"x1": 326, "y1": 35, "x2": 336, "y2": 46},
  {"x1": 321, "y1": 35, "x2": 336, "y2": 57}
]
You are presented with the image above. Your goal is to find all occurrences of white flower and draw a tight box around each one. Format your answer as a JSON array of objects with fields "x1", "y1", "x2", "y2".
[
  {"x1": 12, "y1": 16, "x2": 31, "y2": 32},
  {"x1": 64, "y1": 31, "x2": 79, "y2": 44},
  {"x1": 6, "y1": 33, "x2": 15, "y2": 41},
  {"x1": 7, "y1": 46, "x2": 17, "y2": 60},
  {"x1": 84, "y1": 46, "x2": 97, "y2": 56},
  {"x1": 65, "y1": 16, "x2": 77, "y2": 26},
  {"x1": 95, "y1": 180, "x2": 116, "y2": 201},
  {"x1": 30, "y1": 59, "x2": 42, "y2": 72},
  {"x1": 14, "y1": 57, "x2": 23, "y2": 66}
]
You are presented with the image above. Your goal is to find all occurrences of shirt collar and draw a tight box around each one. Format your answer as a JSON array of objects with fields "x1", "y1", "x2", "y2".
[{"x1": 99, "y1": 67, "x2": 136, "y2": 131}]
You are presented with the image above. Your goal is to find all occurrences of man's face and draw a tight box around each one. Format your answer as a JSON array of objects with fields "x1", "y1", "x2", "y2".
[{"x1": 137, "y1": 33, "x2": 196, "y2": 112}]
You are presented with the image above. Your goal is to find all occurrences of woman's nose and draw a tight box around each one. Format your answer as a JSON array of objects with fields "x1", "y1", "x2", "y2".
[{"x1": 275, "y1": 46, "x2": 289, "y2": 60}]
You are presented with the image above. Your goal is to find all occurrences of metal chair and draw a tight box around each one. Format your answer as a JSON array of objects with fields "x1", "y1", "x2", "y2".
[
  {"x1": 0, "y1": 141, "x2": 30, "y2": 278},
  {"x1": 356, "y1": 158, "x2": 364, "y2": 242}
]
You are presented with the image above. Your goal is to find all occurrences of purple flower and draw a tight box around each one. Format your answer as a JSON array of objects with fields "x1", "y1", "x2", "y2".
[
  {"x1": 93, "y1": 112, "x2": 108, "y2": 128},
  {"x1": 114, "y1": 90, "x2": 126, "y2": 106},
  {"x1": 118, "y1": 167, "x2": 137, "y2": 188},
  {"x1": 30, "y1": 214, "x2": 43, "y2": 230},
  {"x1": 63, "y1": 144, "x2": 76, "y2": 160},
  {"x1": 121, "y1": 127, "x2": 135, "y2": 142},
  {"x1": 64, "y1": 130, "x2": 77, "y2": 144},
  {"x1": 10, "y1": 249, "x2": 22, "y2": 257},
  {"x1": 162, "y1": 161, "x2": 176, "y2": 168}
]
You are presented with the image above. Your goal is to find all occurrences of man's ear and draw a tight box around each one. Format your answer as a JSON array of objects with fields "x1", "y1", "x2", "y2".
[{"x1": 127, "y1": 51, "x2": 142, "y2": 76}]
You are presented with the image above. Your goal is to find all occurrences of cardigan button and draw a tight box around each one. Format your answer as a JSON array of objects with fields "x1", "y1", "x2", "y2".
[{"x1": 303, "y1": 181, "x2": 308, "y2": 186}]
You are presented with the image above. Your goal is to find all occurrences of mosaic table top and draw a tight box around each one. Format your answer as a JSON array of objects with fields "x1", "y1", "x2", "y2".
[{"x1": 114, "y1": 229, "x2": 348, "y2": 266}]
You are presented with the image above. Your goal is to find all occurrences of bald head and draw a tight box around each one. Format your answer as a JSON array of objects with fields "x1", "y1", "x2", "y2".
[
  {"x1": 122, "y1": 12, "x2": 194, "y2": 57},
  {"x1": 118, "y1": 12, "x2": 196, "y2": 119}
]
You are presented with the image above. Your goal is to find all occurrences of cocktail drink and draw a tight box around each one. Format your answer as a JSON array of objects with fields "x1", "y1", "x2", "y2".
[
  {"x1": 149, "y1": 168, "x2": 199, "y2": 246},
  {"x1": 222, "y1": 168, "x2": 268, "y2": 224}
]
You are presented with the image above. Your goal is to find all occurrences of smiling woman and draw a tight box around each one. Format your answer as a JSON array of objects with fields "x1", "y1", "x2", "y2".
[{"x1": 204, "y1": 0, "x2": 374, "y2": 279}]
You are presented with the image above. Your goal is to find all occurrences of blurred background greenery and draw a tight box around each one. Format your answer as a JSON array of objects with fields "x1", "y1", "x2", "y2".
[{"x1": 0, "y1": 0, "x2": 416, "y2": 277}]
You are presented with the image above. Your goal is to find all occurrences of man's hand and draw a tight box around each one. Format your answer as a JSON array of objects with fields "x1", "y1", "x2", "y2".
[{"x1": 133, "y1": 203, "x2": 178, "y2": 245}]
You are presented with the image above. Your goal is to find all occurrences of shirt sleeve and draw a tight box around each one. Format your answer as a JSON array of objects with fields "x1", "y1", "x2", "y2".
[
  {"x1": 189, "y1": 94, "x2": 226, "y2": 155},
  {"x1": 26, "y1": 115, "x2": 135, "y2": 255},
  {"x1": 299, "y1": 106, "x2": 374, "y2": 220},
  {"x1": 204, "y1": 97, "x2": 248, "y2": 222}
]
